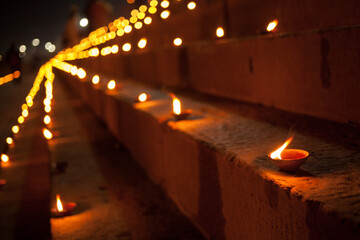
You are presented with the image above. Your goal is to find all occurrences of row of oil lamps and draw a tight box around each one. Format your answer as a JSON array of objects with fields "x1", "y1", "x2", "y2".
[
  {"x1": 1, "y1": 0, "x2": 283, "y2": 218},
  {"x1": 55, "y1": 0, "x2": 278, "y2": 63}
]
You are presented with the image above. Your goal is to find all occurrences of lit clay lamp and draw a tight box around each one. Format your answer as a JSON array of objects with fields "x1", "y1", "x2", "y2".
[
  {"x1": 268, "y1": 136, "x2": 309, "y2": 172},
  {"x1": 51, "y1": 194, "x2": 76, "y2": 218},
  {"x1": 172, "y1": 95, "x2": 192, "y2": 121},
  {"x1": 137, "y1": 93, "x2": 151, "y2": 102},
  {"x1": 107, "y1": 80, "x2": 122, "y2": 91}
]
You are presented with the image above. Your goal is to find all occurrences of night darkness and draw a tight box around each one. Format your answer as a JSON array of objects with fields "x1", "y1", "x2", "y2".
[{"x1": 0, "y1": 0, "x2": 124, "y2": 54}]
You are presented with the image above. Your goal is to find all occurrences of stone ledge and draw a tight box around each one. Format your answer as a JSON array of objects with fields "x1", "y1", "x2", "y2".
[{"x1": 57, "y1": 70, "x2": 360, "y2": 240}]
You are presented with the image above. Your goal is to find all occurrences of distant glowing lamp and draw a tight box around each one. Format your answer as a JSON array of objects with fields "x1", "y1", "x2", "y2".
[
  {"x1": 92, "y1": 75, "x2": 100, "y2": 85},
  {"x1": 216, "y1": 27, "x2": 225, "y2": 38},
  {"x1": 43, "y1": 128, "x2": 53, "y2": 140},
  {"x1": 79, "y1": 18, "x2": 89, "y2": 27},
  {"x1": 267, "y1": 20, "x2": 278, "y2": 32},
  {"x1": 138, "y1": 38, "x2": 147, "y2": 49},
  {"x1": 173, "y1": 38, "x2": 182, "y2": 46},
  {"x1": 1, "y1": 154, "x2": 9, "y2": 163},
  {"x1": 107, "y1": 80, "x2": 116, "y2": 90},
  {"x1": 12, "y1": 125, "x2": 19, "y2": 134},
  {"x1": 187, "y1": 2, "x2": 196, "y2": 10}
]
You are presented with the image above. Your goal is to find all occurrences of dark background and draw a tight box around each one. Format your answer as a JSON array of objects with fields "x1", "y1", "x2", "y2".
[{"x1": 0, "y1": 0, "x2": 126, "y2": 55}]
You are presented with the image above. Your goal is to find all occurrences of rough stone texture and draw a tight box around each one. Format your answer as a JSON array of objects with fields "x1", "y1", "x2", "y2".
[
  {"x1": 0, "y1": 69, "x2": 51, "y2": 240},
  {"x1": 58, "y1": 70, "x2": 360, "y2": 240},
  {"x1": 226, "y1": 0, "x2": 360, "y2": 37},
  {"x1": 186, "y1": 26, "x2": 360, "y2": 124},
  {"x1": 75, "y1": 24, "x2": 360, "y2": 125},
  {"x1": 50, "y1": 77, "x2": 205, "y2": 240}
]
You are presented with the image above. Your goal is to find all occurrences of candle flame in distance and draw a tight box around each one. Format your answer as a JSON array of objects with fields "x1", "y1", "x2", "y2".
[
  {"x1": 43, "y1": 128, "x2": 53, "y2": 140},
  {"x1": 92, "y1": 75, "x2": 100, "y2": 85},
  {"x1": 107, "y1": 80, "x2": 116, "y2": 90},
  {"x1": 172, "y1": 96, "x2": 181, "y2": 115},
  {"x1": 267, "y1": 20, "x2": 278, "y2": 32},
  {"x1": 44, "y1": 115, "x2": 51, "y2": 124},
  {"x1": 138, "y1": 93, "x2": 147, "y2": 102},
  {"x1": 270, "y1": 136, "x2": 293, "y2": 159},
  {"x1": 1, "y1": 154, "x2": 9, "y2": 163},
  {"x1": 56, "y1": 194, "x2": 63, "y2": 212}
]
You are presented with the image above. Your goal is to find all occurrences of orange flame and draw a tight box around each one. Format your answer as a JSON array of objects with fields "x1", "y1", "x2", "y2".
[
  {"x1": 1, "y1": 154, "x2": 9, "y2": 163},
  {"x1": 270, "y1": 136, "x2": 293, "y2": 159},
  {"x1": 56, "y1": 194, "x2": 63, "y2": 212},
  {"x1": 138, "y1": 93, "x2": 147, "y2": 102},
  {"x1": 43, "y1": 128, "x2": 53, "y2": 140},
  {"x1": 172, "y1": 96, "x2": 181, "y2": 115},
  {"x1": 267, "y1": 20, "x2": 278, "y2": 32}
]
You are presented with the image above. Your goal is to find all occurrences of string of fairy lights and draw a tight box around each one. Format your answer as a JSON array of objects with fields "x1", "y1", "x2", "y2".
[{"x1": 0, "y1": 0, "x2": 280, "y2": 211}]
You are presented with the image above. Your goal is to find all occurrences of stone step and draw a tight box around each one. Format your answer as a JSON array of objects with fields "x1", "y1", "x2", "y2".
[{"x1": 57, "y1": 70, "x2": 360, "y2": 240}]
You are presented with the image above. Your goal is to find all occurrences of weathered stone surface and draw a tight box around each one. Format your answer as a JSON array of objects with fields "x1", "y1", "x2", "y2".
[{"x1": 59, "y1": 71, "x2": 360, "y2": 239}]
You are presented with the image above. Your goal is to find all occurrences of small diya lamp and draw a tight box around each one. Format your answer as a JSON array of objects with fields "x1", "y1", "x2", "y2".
[
  {"x1": 107, "y1": 80, "x2": 122, "y2": 91},
  {"x1": 268, "y1": 136, "x2": 309, "y2": 172},
  {"x1": 137, "y1": 93, "x2": 151, "y2": 102},
  {"x1": 172, "y1": 95, "x2": 192, "y2": 121},
  {"x1": 51, "y1": 194, "x2": 76, "y2": 218}
]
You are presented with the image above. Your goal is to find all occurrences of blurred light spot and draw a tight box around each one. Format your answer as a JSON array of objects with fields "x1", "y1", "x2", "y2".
[
  {"x1": 43, "y1": 128, "x2": 53, "y2": 140},
  {"x1": 18, "y1": 116, "x2": 24, "y2": 124},
  {"x1": 6, "y1": 137, "x2": 13, "y2": 145},
  {"x1": 138, "y1": 38, "x2": 147, "y2": 49},
  {"x1": 139, "y1": 5, "x2": 147, "y2": 12},
  {"x1": 80, "y1": 18, "x2": 89, "y2": 27},
  {"x1": 267, "y1": 19, "x2": 278, "y2": 32},
  {"x1": 107, "y1": 80, "x2": 116, "y2": 90},
  {"x1": 44, "y1": 115, "x2": 51, "y2": 124},
  {"x1": 111, "y1": 45, "x2": 119, "y2": 54},
  {"x1": 1, "y1": 154, "x2": 9, "y2": 163},
  {"x1": 150, "y1": 0, "x2": 158, "y2": 7},
  {"x1": 19, "y1": 45, "x2": 26, "y2": 53},
  {"x1": 149, "y1": 6, "x2": 157, "y2": 14},
  {"x1": 92, "y1": 75, "x2": 100, "y2": 84},
  {"x1": 45, "y1": 42, "x2": 52, "y2": 50},
  {"x1": 122, "y1": 43, "x2": 131, "y2": 52},
  {"x1": 12, "y1": 125, "x2": 19, "y2": 134},
  {"x1": 48, "y1": 44, "x2": 56, "y2": 53},
  {"x1": 32, "y1": 38, "x2": 40, "y2": 46},
  {"x1": 134, "y1": 22, "x2": 143, "y2": 29},
  {"x1": 216, "y1": 27, "x2": 224, "y2": 38},
  {"x1": 161, "y1": 0, "x2": 170, "y2": 8},
  {"x1": 173, "y1": 38, "x2": 182, "y2": 46},
  {"x1": 124, "y1": 25, "x2": 132, "y2": 33},
  {"x1": 144, "y1": 17, "x2": 152, "y2": 25},
  {"x1": 187, "y1": 2, "x2": 196, "y2": 10},
  {"x1": 160, "y1": 10, "x2": 170, "y2": 19}
]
